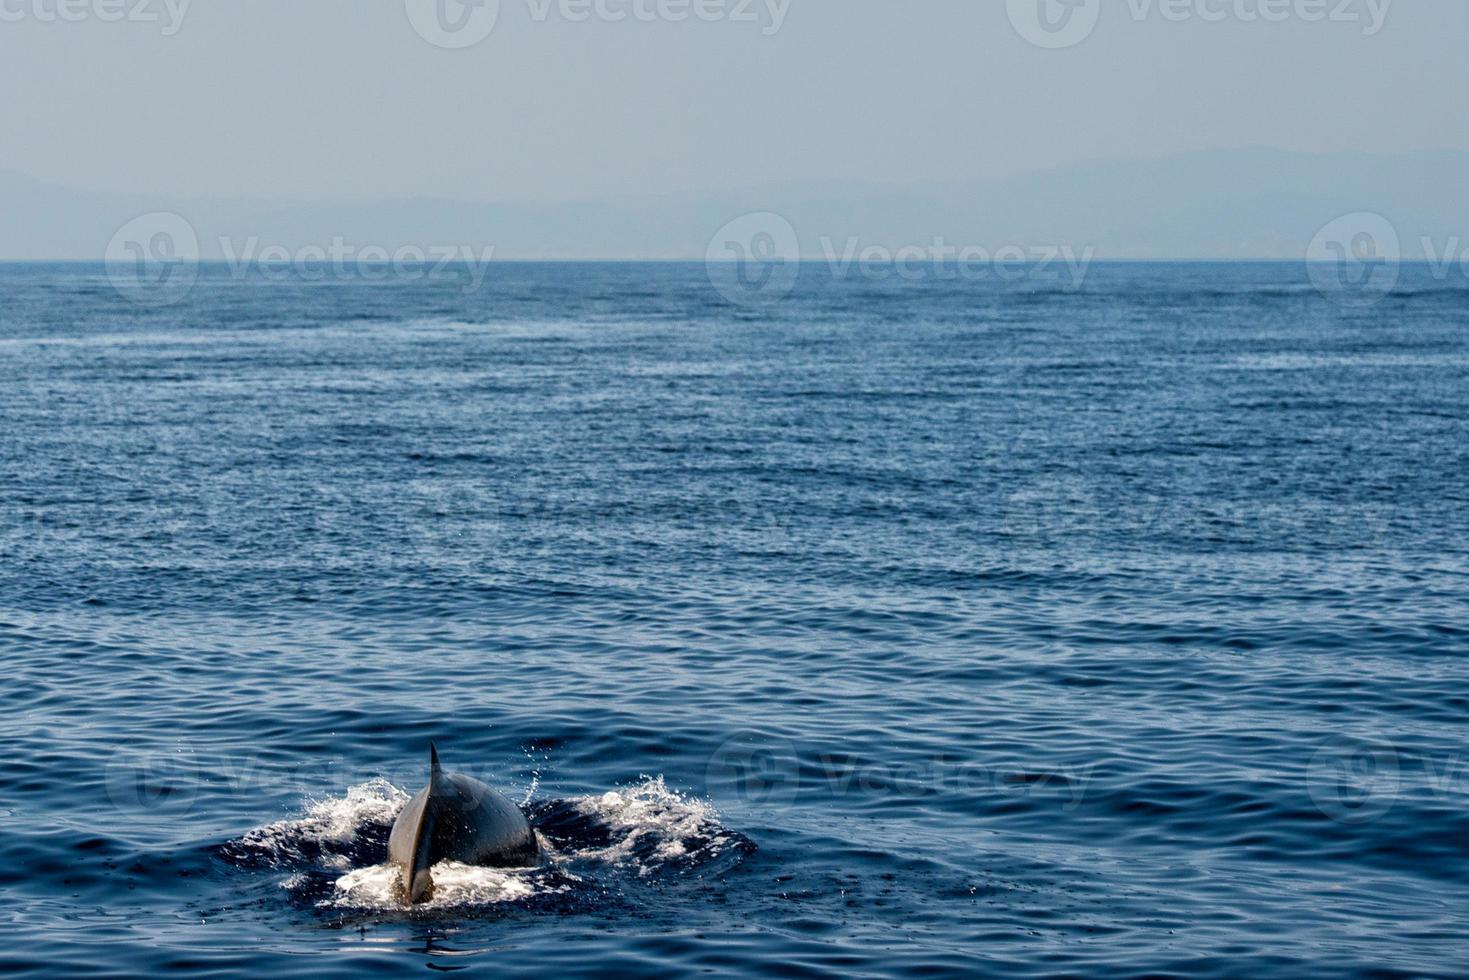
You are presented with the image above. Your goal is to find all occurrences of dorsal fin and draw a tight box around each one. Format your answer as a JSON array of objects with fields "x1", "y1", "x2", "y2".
[{"x1": 426, "y1": 743, "x2": 456, "y2": 804}]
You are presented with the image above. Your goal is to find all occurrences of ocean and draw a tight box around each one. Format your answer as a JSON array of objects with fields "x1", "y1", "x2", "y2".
[{"x1": 1, "y1": 261, "x2": 1466, "y2": 976}]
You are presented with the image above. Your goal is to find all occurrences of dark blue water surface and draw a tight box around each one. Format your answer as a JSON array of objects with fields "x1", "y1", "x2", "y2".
[{"x1": 2, "y1": 262, "x2": 1467, "y2": 977}]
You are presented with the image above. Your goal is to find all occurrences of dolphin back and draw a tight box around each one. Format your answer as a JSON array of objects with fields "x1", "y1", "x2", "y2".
[{"x1": 387, "y1": 746, "x2": 539, "y2": 904}]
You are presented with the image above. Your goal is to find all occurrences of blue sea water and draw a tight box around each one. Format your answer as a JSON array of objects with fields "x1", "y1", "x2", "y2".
[{"x1": 1, "y1": 262, "x2": 1467, "y2": 977}]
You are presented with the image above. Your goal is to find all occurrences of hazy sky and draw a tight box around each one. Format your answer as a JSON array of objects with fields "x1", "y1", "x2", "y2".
[{"x1": 2, "y1": 0, "x2": 1465, "y2": 202}]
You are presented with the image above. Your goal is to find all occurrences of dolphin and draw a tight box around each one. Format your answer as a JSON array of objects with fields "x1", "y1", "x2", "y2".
[{"x1": 387, "y1": 745, "x2": 540, "y2": 904}]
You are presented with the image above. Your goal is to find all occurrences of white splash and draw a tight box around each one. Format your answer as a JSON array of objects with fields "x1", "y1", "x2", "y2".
[
  {"x1": 234, "y1": 778, "x2": 408, "y2": 863},
  {"x1": 325, "y1": 861, "x2": 554, "y2": 911},
  {"x1": 566, "y1": 777, "x2": 728, "y2": 872},
  {"x1": 520, "y1": 747, "x2": 544, "y2": 807}
]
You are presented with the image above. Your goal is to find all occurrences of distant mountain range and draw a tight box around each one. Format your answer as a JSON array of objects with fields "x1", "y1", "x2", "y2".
[{"x1": 2, "y1": 148, "x2": 1466, "y2": 261}]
